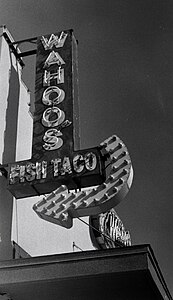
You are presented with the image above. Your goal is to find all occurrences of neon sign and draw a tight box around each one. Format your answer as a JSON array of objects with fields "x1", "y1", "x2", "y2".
[
  {"x1": 32, "y1": 30, "x2": 73, "y2": 158},
  {"x1": 89, "y1": 208, "x2": 131, "y2": 249},
  {"x1": 5, "y1": 30, "x2": 133, "y2": 230},
  {"x1": 33, "y1": 135, "x2": 133, "y2": 228},
  {"x1": 9, "y1": 151, "x2": 99, "y2": 184}
]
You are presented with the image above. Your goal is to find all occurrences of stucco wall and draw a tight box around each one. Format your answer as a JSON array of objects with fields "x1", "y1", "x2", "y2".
[{"x1": 0, "y1": 27, "x2": 31, "y2": 259}]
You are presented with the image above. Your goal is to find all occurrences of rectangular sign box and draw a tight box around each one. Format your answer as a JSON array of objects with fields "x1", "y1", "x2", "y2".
[{"x1": 7, "y1": 147, "x2": 105, "y2": 199}]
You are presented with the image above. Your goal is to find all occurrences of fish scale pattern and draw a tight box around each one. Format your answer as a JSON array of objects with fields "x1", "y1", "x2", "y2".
[{"x1": 33, "y1": 135, "x2": 133, "y2": 228}]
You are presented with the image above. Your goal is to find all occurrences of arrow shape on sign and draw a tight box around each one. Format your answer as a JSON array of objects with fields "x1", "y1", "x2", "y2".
[{"x1": 33, "y1": 135, "x2": 133, "y2": 228}]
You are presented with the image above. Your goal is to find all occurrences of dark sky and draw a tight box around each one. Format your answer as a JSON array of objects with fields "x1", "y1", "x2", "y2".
[{"x1": 0, "y1": 0, "x2": 173, "y2": 295}]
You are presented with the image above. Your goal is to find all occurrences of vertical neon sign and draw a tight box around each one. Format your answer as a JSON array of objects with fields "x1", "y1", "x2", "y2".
[{"x1": 32, "y1": 31, "x2": 73, "y2": 160}]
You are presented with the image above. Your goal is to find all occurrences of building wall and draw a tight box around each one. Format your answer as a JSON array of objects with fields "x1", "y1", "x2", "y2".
[{"x1": 0, "y1": 27, "x2": 31, "y2": 259}]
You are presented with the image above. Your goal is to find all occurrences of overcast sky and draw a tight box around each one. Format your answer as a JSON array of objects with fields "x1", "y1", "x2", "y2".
[{"x1": 0, "y1": 0, "x2": 173, "y2": 296}]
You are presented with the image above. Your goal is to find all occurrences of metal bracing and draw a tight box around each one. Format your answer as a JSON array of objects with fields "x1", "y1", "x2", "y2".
[{"x1": 3, "y1": 32, "x2": 37, "y2": 67}]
